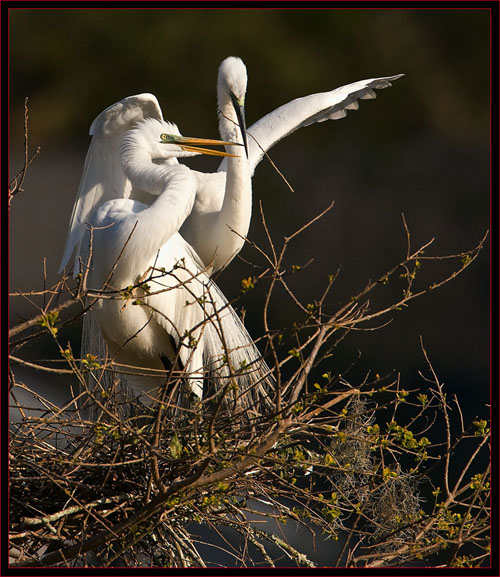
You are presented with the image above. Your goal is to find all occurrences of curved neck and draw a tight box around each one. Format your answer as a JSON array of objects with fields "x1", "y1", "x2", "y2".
[
  {"x1": 215, "y1": 94, "x2": 252, "y2": 270},
  {"x1": 114, "y1": 138, "x2": 196, "y2": 280},
  {"x1": 121, "y1": 130, "x2": 179, "y2": 196}
]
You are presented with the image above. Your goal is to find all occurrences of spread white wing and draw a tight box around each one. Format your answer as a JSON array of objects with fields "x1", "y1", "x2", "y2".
[{"x1": 222, "y1": 74, "x2": 404, "y2": 175}]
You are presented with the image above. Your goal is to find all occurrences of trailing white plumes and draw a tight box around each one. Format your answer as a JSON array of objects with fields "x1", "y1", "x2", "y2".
[
  {"x1": 201, "y1": 280, "x2": 275, "y2": 417},
  {"x1": 129, "y1": 234, "x2": 274, "y2": 415},
  {"x1": 82, "y1": 232, "x2": 274, "y2": 416},
  {"x1": 79, "y1": 309, "x2": 116, "y2": 418},
  {"x1": 167, "y1": 238, "x2": 274, "y2": 416}
]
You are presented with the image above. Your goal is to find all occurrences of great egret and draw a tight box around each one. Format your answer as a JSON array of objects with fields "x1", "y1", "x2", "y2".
[
  {"x1": 59, "y1": 57, "x2": 403, "y2": 276},
  {"x1": 59, "y1": 56, "x2": 402, "y2": 412},
  {"x1": 85, "y1": 118, "x2": 272, "y2": 413}
]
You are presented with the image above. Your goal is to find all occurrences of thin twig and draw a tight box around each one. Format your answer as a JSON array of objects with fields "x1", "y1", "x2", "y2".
[{"x1": 9, "y1": 98, "x2": 41, "y2": 206}]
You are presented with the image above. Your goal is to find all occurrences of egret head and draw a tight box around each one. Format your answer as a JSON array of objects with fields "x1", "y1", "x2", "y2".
[
  {"x1": 159, "y1": 129, "x2": 241, "y2": 158},
  {"x1": 218, "y1": 56, "x2": 248, "y2": 157},
  {"x1": 218, "y1": 56, "x2": 248, "y2": 104},
  {"x1": 121, "y1": 118, "x2": 241, "y2": 166}
]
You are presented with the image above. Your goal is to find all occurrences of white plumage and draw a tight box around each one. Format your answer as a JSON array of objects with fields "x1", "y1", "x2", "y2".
[
  {"x1": 59, "y1": 57, "x2": 402, "y2": 413},
  {"x1": 85, "y1": 118, "x2": 272, "y2": 412},
  {"x1": 60, "y1": 58, "x2": 403, "y2": 275}
]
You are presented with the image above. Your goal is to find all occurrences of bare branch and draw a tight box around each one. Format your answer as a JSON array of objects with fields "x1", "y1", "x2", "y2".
[{"x1": 9, "y1": 98, "x2": 41, "y2": 206}]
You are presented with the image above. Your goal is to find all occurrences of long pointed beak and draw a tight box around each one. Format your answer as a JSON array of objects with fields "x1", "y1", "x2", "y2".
[
  {"x1": 160, "y1": 133, "x2": 243, "y2": 157},
  {"x1": 179, "y1": 136, "x2": 242, "y2": 157},
  {"x1": 230, "y1": 92, "x2": 249, "y2": 158}
]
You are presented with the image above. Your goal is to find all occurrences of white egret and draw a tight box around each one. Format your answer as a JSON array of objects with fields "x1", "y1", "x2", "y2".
[
  {"x1": 59, "y1": 57, "x2": 402, "y2": 412},
  {"x1": 85, "y1": 118, "x2": 272, "y2": 413},
  {"x1": 59, "y1": 57, "x2": 403, "y2": 276},
  {"x1": 183, "y1": 59, "x2": 404, "y2": 271}
]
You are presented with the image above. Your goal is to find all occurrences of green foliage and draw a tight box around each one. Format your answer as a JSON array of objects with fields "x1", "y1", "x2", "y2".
[
  {"x1": 240, "y1": 276, "x2": 255, "y2": 293},
  {"x1": 80, "y1": 353, "x2": 101, "y2": 372},
  {"x1": 473, "y1": 419, "x2": 489, "y2": 437},
  {"x1": 36, "y1": 310, "x2": 60, "y2": 336},
  {"x1": 169, "y1": 434, "x2": 183, "y2": 460}
]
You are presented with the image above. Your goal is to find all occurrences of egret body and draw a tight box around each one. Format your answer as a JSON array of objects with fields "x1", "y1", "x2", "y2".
[{"x1": 86, "y1": 118, "x2": 272, "y2": 410}]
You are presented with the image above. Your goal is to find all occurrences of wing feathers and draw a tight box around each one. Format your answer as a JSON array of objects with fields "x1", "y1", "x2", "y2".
[
  {"x1": 245, "y1": 74, "x2": 404, "y2": 174},
  {"x1": 59, "y1": 94, "x2": 164, "y2": 274}
]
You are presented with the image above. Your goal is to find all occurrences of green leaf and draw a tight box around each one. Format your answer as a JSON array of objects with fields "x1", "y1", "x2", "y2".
[
  {"x1": 240, "y1": 276, "x2": 255, "y2": 293},
  {"x1": 170, "y1": 434, "x2": 183, "y2": 460}
]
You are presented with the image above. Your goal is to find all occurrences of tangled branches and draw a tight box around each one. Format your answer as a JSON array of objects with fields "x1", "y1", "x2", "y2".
[{"x1": 8, "y1": 203, "x2": 490, "y2": 567}]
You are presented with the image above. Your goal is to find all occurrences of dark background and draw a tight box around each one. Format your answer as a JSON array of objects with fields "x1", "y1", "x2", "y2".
[{"x1": 8, "y1": 6, "x2": 491, "y2": 567}]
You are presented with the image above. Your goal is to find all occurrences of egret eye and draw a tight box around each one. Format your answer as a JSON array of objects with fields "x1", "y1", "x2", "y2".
[{"x1": 160, "y1": 133, "x2": 177, "y2": 144}]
